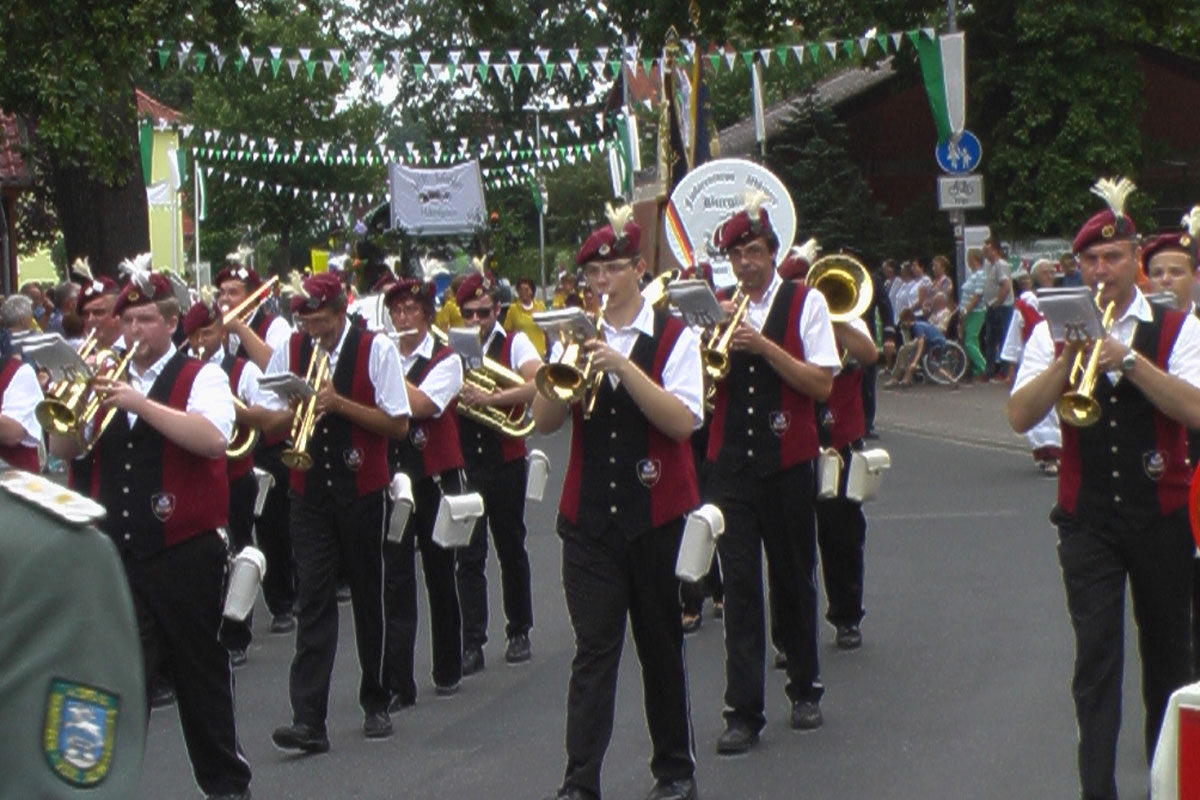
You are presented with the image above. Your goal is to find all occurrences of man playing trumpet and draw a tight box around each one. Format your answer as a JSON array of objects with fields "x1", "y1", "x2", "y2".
[
  {"x1": 454, "y1": 266, "x2": 540, "y2": 674},
  {"x1": 533, "y1": 204, "x2": 703, "y2": 800},
  {"x1": 264, "y1": 272, "x2": 410, "y2": 751},
  {"x1": 1007, "y1": 178, "x2": 1200, "y2": 800},
  {"x1": 48, "y1": 260, "x2": 251, "y2": 800}
]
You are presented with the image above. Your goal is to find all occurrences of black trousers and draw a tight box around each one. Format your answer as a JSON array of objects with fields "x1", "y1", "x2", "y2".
[
  {"x1": 1055, "y1": 508, "x2": 1194, "y2": 800},
  {"x1": 1194, "y1": 558, "x2": 1200, "y2": 678},
  {"x1": 254, "y1": 442, "x2": 296, "y2": 618},
  {"x1": 861, "y1": 363, "x2": 878, "y2": 433},
  {"x1": 221, "y1": 471, "x2": 258, "y2": 653},
  {"x1": 710, "y1": 460, "x2": 823, "y2": 732},
  {"x1": 458, "y1": 457, "x2": 534, "y2": 649},
  {"x1": 385, "y1": 470, "x2": 464, "y2": 702},
  {"x1": 288, "y1": 489, "x2": 390, "y2": 729},
  {"x1": 559, "y1": 516, "x2": 694, "y2": 800},
  {"x1": 124, "y1": 532, "x2": 251, "y2": 796},
  {"x1": 815, "y1": 446, "x2": 867, "y2": 628}
]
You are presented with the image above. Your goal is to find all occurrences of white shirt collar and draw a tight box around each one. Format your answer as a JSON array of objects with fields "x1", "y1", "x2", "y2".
[
  {"x1": 324, "y1": 319, "x2": 351, "y2": 359},
  {"x1": 749, "y1": 272, "x2": 783, "y2": 310},
  {"x1": 133, "y1": 342, "x2": 177, "y2": 381},
  {"x1": 401, "y1": 331, "x2": 435, "y2": 368},
  {"x1": 601, "y1": 298, "x2": 654, "y2": 337},
  {"x1": 1115, "y1": 288, "x2": 1154, "y2": 325}
]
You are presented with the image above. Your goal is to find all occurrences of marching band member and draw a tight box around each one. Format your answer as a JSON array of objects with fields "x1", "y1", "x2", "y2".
[
  {"x1": 533, "y1": 205, "x2": 702, "y2": 800},
  {"x1": 382, "y1": 278, "x2": 467, "y2": 706},
  {"x1": 183, "y1": 294, "x2": 280, "y2": 665},
  {"x1": 0, "y1": 333, "x2": 42, "y2": 473},
  {"x1": 455, "y1": 267, "x2": 539, "y2": 674},
  {"x1": 705, "y1": 197, "x2": 839, "y2": 754},
  {"x1": 72, "y1": 260, "x2": 123, "y2": 350},
  {"x1": 47, "y1": 264, "x2": 251, "y2": 800},
  {"x1": 1007, "y1": 179, "x2": 1200, "y2": 800},
  {"x1": 1002, "y1": 260, "x2": 1062, "y2": 474},
  {"x1": 1141, "y1": 206, "x2": 1200, "y2": 679},
  {"x1": 216, "y1": 264, "x2": 299, "y2": 635},
  {"x1": 266, "y1": 273, "x2": 410, "y2": 751}
]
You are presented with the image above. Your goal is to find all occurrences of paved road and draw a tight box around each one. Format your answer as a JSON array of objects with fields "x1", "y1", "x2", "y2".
[{"x1": 143, "y1": 382, "x2": 1155, "y2": 799}]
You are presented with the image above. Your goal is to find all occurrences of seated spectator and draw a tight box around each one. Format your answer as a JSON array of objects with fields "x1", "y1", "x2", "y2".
[{"x1": 887, "y1": 307, "x2": 948, "y2": 388}]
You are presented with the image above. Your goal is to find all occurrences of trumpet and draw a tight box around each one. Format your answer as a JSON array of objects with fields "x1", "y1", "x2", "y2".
[
  {"x1": 222, "y1": 275, "x2": 280, "y2": 327},
  {"x1": 806, "y1": 253, "x2": 873, "y2": 322},
  {"x1": 36, "y1": 344, "x2": 137, "y2": 451},
  {"x1": 535, "y1": 295, "x2": 608, "y2": 418},
  {"x1": 701, "y1": 287, "x2": 750, "y2": 384},
  {"x1": 281, "y1": 349, "x2": 331, "y2": 471},
  {"x1": 1056, "y1": 285, "x2": 1117, "y2": 427}
]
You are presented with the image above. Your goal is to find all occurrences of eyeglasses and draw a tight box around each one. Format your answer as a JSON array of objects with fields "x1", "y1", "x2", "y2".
[
  {"x1": 460, "y1": 305, "x2": 494, "y2": 319},
  {"x1": 582, "y1": 260, "x2": 634, "y2": 279}
]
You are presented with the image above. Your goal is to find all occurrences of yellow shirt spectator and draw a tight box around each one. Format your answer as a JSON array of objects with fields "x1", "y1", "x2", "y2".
[{"x1": 505, "y1": 278, "x2": 547, "y2": 356}]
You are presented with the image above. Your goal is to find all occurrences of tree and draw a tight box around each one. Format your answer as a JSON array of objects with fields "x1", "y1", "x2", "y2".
[{"x1": 0, "y1": 0, "x2": 240, "y2": 276}]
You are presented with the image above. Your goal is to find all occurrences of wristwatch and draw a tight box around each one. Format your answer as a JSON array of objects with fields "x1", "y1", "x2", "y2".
[{"x1": 1120, "y1": 350, "x2": 1137, "y2": 374}]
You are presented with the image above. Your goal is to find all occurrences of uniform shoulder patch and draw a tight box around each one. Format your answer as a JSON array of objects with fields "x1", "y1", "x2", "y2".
[
  {"x1": 43, "y1": 678, "x2": 119, "y2": 787},
  {"x1": 0, "y1": 470, "x2": 106, "y2": 525}
]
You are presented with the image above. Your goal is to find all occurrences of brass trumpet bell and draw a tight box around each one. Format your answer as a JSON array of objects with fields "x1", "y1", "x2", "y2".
[
  {"x1": 535, "y1": 345, "x2": 589, "y2": 405},
  {"x1": 1056, "y1": 393, "x2": 1101, "y2": 427},
  {"x1": 281, "y1": 349, "x2": 330, "y2": 471},
  {"x1": 806, "y1": 254, "x2": 873, "y2": 322},
  {"x1": 35, "y1": 346, "x2": 136, "y2": 450}
]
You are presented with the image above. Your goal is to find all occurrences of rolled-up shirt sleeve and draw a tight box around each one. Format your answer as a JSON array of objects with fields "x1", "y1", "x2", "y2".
[
  {"x1": 418, "y1": 356, "x2": 464, "y2": 415},
  {"x1": 1168, "y1": 314, "x2": 1200, "y2": 389},
  {"x1": 2, "y1": 363, "x2": 43, "y2": 446},
  {"x1": 1012, "y1": 320, "x2": 1054, "y2": 393},
  {"x1": 188, "y1": 363, "x2": 236, "y2": 443},
  {"x1": 660, "y1": 325, "x2": 704, "y2": 429},
  {"x1": 369, "y1": 335, "x2": 412, "y2": 417}
]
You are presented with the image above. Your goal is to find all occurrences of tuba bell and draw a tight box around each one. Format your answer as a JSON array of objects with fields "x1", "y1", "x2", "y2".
[
  {"x1": 806, "y1": 253, "x2": 873, "y2": 322},
  {"x1": 425, "y1": 325, "x2": 535, "y2": 438},
  {"x1": 35, "y1": 343, "x2": 137, "y2": 451}
]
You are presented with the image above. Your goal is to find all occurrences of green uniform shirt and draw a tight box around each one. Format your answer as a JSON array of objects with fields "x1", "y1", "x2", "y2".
[{"x1": 0, "y1": 468, "x2": 146, "y2": 798}]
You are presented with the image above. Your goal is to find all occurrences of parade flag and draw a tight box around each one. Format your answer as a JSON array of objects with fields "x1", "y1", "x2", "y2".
[
  {"x1": 916, "y1": 32, "x2": 966, "y2": 145},
  {"x1": 664, "y1": 199, "x2": 694, "y2": 268}
]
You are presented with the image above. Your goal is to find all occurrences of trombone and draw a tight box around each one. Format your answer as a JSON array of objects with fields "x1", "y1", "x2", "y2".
[
  {"x1": 222, "y1": 275, "x2": 280, "y2": 327},
  {"x1": 280, "y1": 349, "x2": 331, "y2": 471},
  {"x1": 1056, "y1": 285, "x2": 1117, "y2": 427}
]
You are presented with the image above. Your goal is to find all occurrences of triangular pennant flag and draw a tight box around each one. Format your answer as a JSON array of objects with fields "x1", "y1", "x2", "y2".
[
  {"x1": 474, "y1": 63, "x2": 487, "y2": 82},
  {"x1": 724, "y1": 50, "x2": 736, "y2": 70},
  {"x1": 510, "y1": 63, "x2": 523, "y2": 81},
  {"x1": 823, "y1": 41, "x2": 836, "y2": 60},
  {"x1": 791, "y1": 45, "x2": 804, "y2": 64},
  {"x1": 477, "y1": 49, "x2": 491, "y2": 65},
  {"x1": 252, "y1": 56, "x2": 265, "y2": 75},
  {"x1": 448, "y1": 50, "x2": 462, "y2": 66},
  {"x1": 507, "y1": 49, "x2": 521, "y2": 64},
  {"x1": 776, "y1": 46, "x2": 788, "y2": 65},
  {"x1": 329, "y1": 48, "x2": 343, "y2": 65},
  {"x1": 921, "y1": 27, "x2": 935, "y2": 39},
  {"x1": 607, "y1": 60, "x2": 619, "y2": 78},
  {"x1": 374, "y1": 60, "x2": 385, "y2": 78},
  {"x1": 321, "y1": 60, "x2": 334, "y2": 78},
  {"x1": 567, "y1": 48, "x2": 579, "y2": 63},
  {"x1": 419, "y1": 49, "x2": 432, "y2": 65},
  {"x1": 758, "y1": 49, "x2": 772, "y2": 68},
  {"x1": 158, "y1": 49, "x2": 170, "y2": 69},
  {"x1": 215, "y1": 53, "x2": 228, "y2": 71},
  {"x1": 535, "y1": 47, "x2": 549, "y2": 65},
  {"x1": 708, "y1": 53, "x2": 720, "y2": 72},
  {"x1": 287, "y1": 58, "x2": 300, "y2": 78},
  {"x1": 357, "y1": 48, "x2": 372, "y2": 65},
  {"x1": 906, "y1": 30, "x2": 921, "y2": 48},
  {"x1": 859, "y1": 36, "x2": 871, "y2": 56},
  {"x1": 299, "y1": 47, "x2": 312, "y2": 62},
  {"x1": 597, "y1": 46, "x2": 610, "y2": 61},
  {"x1": 876, "y1": 33, "x2": 890, "y2": 52},
  {"x1": 577, "y1": 63, "x2": 588, "y2": 80},
  {"x1": 304, "y1": 60, "x2": 316, "y2": 80},
  {"x1": 293, "y1": 188, "x2": 300, "y2": 198},
  {"x1": 591, "y1": 60, "x2": 605, "y2": 77},
  {"x1": 808, "y1": 43, "x2": 821, "y2": 63},
  {"x1": 741, "y1": 51, "x2": 754, "y2": 69},
  {"x1": 891, "y1": 32, "x2": 904, "y2": 51},
  {"x1": 842, "y1": 39, "x2": 856, "y2": 59},
  {"x1": 560, "y1": 62, "x2": 572, "y2": 78},
  {"x1": 492, "y1": 63, "x2": 505, "y2": 81},
  {"x1": 234, "y1": 57, "x2": 245, "y2": 73},
  {"x1": 270, "y1": 56, "x2": 282, "y2": 78},
  {"x1": 269, "y1": 46, "x2": 282, "y2": 60},
  {"x1": 528, "y1": 63, "x2": 540, "y2": 80},
  {"x1": 340, "y1": 61, "x2": 350, "y2": 81},
  {"x1": 194, "y1": 53, "x2": 207, "y2": 72},
  {"x1": 239, "y1": 46, "x2": 251, "y2": 61}
]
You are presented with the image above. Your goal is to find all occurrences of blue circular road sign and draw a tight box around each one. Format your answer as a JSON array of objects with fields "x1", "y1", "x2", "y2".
[{"x1": 935, "y1": 131, "x2": 982, "y2": 174}]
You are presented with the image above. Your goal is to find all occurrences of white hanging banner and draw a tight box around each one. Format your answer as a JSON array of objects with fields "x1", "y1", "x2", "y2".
[
  {"x1": 940, "y1": 32, "x2": 967, "y2": 139},
  {"x1": 388, "y1": 160, "x2": 489, "y2": 236}
]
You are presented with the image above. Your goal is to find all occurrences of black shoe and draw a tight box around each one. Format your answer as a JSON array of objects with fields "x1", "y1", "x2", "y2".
[
  {"x1": 645, "y1": 777, "x2": 697, "y2": 800},
  {"x1": 773, "y1": 650, "x2": 787, "y2": 670},
  {"x1": 149, "y1": 682, "x2": 176, "y2": 709},
  {"x1": 505, "y1": 634, "x2": 532, "y2": 664},
  {"x1": 790, "y1": 700, "x2": 823, "y2": 730},
  {"x1": 435, "y1": 682, "x2": 460, "y2": 697},
  {"x1": 712, "y1": 600, "x2": 723, "y2": 619},
  {"x1": 270, "y1": 613, "x2": 296, "y2": 634},
  {"x1": 206, "y1": 792, "x2": 251, "y2": 800},
  {"x1": 388, "y1": 695, "x2": 414, "y2": 714},
  {"x1": 540, "y1": 789, "x2": 589, "y2": 800},
  {"x1": 363, "y1": 710, "x2": 393, "y2": 739},
  {"x1": 462, "y1": 647, "x2": 485, "y2": 676},
  {"x1": 681, "y1": 612, "x2": 702, "y2": 634},
  {"x1": 835, "y1": 625, "x2": 862, "y2": 650},
  {"x1": 335, "y1": 585, "x2": 352, "y2": 604},
  {"x1": 271, "y1": 723, "x2": 330, "y2": 753},
  {"x1": 715, "y1": 723, "x2": 759, "y2": 754},
  {"x1": 229, "y1": 649, "x2": 248, "y2": 668}
]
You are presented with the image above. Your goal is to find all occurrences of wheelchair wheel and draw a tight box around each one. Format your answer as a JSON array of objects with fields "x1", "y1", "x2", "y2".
[{"x1": 922, "y1": 341, "x2": 967, "y2": 385}]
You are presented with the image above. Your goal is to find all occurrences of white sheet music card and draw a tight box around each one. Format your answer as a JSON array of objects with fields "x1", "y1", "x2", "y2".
[
  {"x1": 666, "y1": 280, "x2": 727, "y2": 328},
  {"x1": 23, "y1": 336, "x2": 89, "y2": 382},
  {"x1": 1036, "y1": 287, "x2": 1103, "y2": 342},
  {"x1": 447, "y1": 327, "x2": 485, "y2": 371},
  {"x1": 258, "y1": 373, "x2": 316, "y2": 401},
  {"x1": 532, "y1": 308, "x2": 598, "y2": 344}
]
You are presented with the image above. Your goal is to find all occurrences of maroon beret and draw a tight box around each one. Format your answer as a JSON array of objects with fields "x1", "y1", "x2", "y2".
[
  {"x1": 76, "y1": 275, "x2": 120, "y2": 315},
  {"x1": 182, "y1": 301, "x2": 221, "y2": 336},
  {"x1": 714, "y1": 206, "x2": 774, "y2": 253},
  {"x1": 294, "y1": 273, "x2": 345, "y2": 313},
  {"x1": 213, "y1": 265, "x2": 263, "y2": 290},
  {"x1": 1072, "y1": 209, "x2": 1137, "y2": 255},
  {"x1": 384, "y1": 278, "x2": 433, "y2": 308},
  {"x1": 777, "y1": 251, "x2": 811, "y2": 282},
  {"x1": 576, "y1": 219, "x2": 642, "y2": 266},
  {"x1": 456, "y1": 271, "x2": 498, "y2": 307},
  {"x1": 113, "y1": 272, "x2": 174, "y2": 316},
  {"x1": 1141, "y1": 232, "x2": 1198, "y2": 273}
]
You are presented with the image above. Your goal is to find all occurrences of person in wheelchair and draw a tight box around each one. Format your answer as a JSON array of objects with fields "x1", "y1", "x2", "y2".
[{"x1": 887, "y1": 307, "x2": 953, "y2": 387}]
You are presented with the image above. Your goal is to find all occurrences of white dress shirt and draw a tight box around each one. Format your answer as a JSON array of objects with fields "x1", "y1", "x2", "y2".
[
  {"x1": 744, "y1": 273, "x2": 841, "y2": 372},
  {"x1": 126, "y1": 344, "x2": 235, "y2": 442},
  {"x1": 2, "y1": 361, "x2": 43, "y2": 446},
  {"x1": 201, "y1": 347, "x2": 275, "y2": 410},
  {"x1": 265, "y1": 322, "x2": 412, "y2": 418},
  {"x1": 483, "y1": 323, "x2": 541, "y2": 371},
  {"x1": 1014, "y1": 288, "x2": 1200, "y2": 393},
  {"x1": 227, "y1": 315, "x2": 292, "y2": 359},
  {"x1": 400, "y1": 331, "x2": 464, "y2": 416},
  {"x1": 1001, "y1": 290, "x2": 1039, "y2": 364}
]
